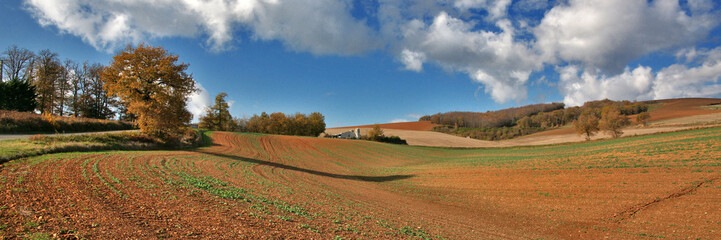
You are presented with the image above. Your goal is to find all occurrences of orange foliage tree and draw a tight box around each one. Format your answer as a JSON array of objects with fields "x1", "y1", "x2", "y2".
[
  {"x1": 574, "y1": 109, "x2": 600, "y2": 141},
  {"x1": 599, "y1": 105, "x2": 630, "y2": 138},
  {"x1": 101, "y1": 44, "x2": 196, "y2": 138}
]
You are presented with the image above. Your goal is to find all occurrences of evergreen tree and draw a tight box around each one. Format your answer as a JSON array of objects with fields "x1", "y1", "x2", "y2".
[{"x1": 0, "y1": 77, "x2": 37, "y2": 111}]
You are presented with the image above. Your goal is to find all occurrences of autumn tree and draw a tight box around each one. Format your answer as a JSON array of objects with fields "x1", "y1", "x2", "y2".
[
  {"x1": 367, "y1": 124, "x2": 384, "y2": 141},
  {"x1": 290, "y1": 113, "x2": 309, "y2": 136},
  {"x1": 198, "y1": 92, "x2": 234, "y2": 131},
  {"x1": 636, "y1": 112, "x2": 651, "y2": 126},
  {"x1": 242, "y1": 111, "x2": 325, "y2": 136},
  {"x1": 574, "y1": 109, "x2": 600, "y2": 141},
  {"x1": 31, "y1": 49, "x2": 63, "y2": 114},
  {"x1": 599, "y1": 105, "x2": 630, "y2": 138},
  {"x1": 101, "y1": 44, "x2": 196, "y2": 138},
  {"x1": 516, "y1": 116, "x2": 532, "y2": 129},
  {"x1": 308, "y1": 112, "x2": 326, "y2": 136}
]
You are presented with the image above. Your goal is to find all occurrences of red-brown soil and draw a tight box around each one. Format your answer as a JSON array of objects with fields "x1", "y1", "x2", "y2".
[
  {"x1": 2, "y1": 127, "x2": 720, "y2": 239},
  {"x1": 644, "y1": 98, "x2": 721, "y2": 122}
]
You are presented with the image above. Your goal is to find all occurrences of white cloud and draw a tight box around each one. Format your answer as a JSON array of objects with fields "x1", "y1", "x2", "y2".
[
  {"x1": 653, "y1": 47, "x2": 721, "y2": 99},
  {"x1": 250, "y1": 0, "x2": 380, "y2": 55},
  {"x1": 559, "y1": 47, "x2": 721, "y2": 106},
  {"x1": 401, "y1": 12, "x2": 541, "y2": 103},
  {"x1": 400, "y1": 49, "x2": 426, "y2": 71},
  {"x1": 535, "y1": 0, "x2": 721, "y2": 73},
  {"x1": 688, "y1": 0, "x2": 715, "y2": 13},
  {"x1": 24, "y1": 0, "x2": 379, "y2": 54},
  {"x1": 187, "y1": 82, "x2": 210, "y2": 123}
]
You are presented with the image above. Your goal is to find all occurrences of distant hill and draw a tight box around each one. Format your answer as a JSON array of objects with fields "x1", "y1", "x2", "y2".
[{"x1": 328, "y1": 98, "x2": 721, "y2": 148}]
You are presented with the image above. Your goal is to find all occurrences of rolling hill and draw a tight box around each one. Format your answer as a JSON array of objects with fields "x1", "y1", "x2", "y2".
[
  {"x1": 327, "y1": 98, "x2": 721, "y2": 147},
  {"x1": 2, "y1": 127, "x2": 720, "y2": 239}
]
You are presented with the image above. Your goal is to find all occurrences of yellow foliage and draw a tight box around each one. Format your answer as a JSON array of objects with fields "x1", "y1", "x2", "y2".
[
  {"x1": 100, "y1": 44, "x2": 196, "y2": 138},
  {"x1": 41, "y1": 112, "x2": 57, "y2": 129}
]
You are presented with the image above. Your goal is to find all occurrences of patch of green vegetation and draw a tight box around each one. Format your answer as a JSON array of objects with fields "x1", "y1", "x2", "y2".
[
  {"x1": 299, "y1": 223, "x2": 320, "y2": 233},
  {"x1": 92, "y1": 156, "x2": 124, "y2": 197},
  {"x1": 0, "y1": 130, "x2": 208, "y2": 165},
  {"x1": 26, "y1": 232, "x2": 52, "y2": 240},
  {"x1": 700, "y1": 104, "x2": 721, "y2": 110},
  {"x1": 24, "y1": 221, "x2": 40, "y2": 228},
  {"x1": 399, "y1": 226, "x2": 433, "y2": 240},
  {"x1": 646, "y1": 102, "x2": 664, "y2": 112}
]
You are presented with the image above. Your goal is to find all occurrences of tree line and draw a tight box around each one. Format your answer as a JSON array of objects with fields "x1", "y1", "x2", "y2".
[
  {"x1": 2, "y1": 44, "x2": 199, "y2": 143},
  {"x1": 573, "y1": 100, "x2": 650, "y2": 140},
  {"x1": 199, "y1": 92, "x2": 326, "y2": 137},
  {"x1": 421, "y1": 102, "x2": 565, "y2": 128},
  {"x1": 1, "y1": 45, "x2": 117, "y2": 120}
]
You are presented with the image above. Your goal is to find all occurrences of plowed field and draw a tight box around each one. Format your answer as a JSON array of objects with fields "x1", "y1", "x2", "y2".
[{"x1": 2, "y1": 128, "x2": 721, "y2": 239}]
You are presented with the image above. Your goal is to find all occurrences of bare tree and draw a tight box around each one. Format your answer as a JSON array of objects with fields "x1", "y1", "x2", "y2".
[
  {"x1": 31, "y1": 49, "x2": 62, "y2": 114},
  {"x1": 53, "y1": 59, "x2": 74, "y2": 116},
  {"x1": 83, "y1": 63, "x2": 114, "y2": 119},
  {"x1": 2, "y1": 45, "x2": 35, "y2": 81}
]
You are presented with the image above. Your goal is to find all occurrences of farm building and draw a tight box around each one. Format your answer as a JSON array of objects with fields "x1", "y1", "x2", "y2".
[{"x1": 332, "y1": 128, "x2": 361, "y2": 139}]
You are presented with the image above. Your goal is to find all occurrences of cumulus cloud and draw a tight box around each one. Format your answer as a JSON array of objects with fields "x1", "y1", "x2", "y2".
[
  {"x1": 400, "y1": 12, "x2": 541, "y2": 103},
  {"x1": 535, "y1": 0, "x2": 721, "y2": 73},
  {"x1": 187, "y1": 82, "x2": 210, "y2": 123},
  {"x1": 24, "y1": 0, "x2": 379, "y2": 53},
  {"x1": 559, "y1": 47, "x2": 721, "y2": 106},
  {"x1": 400, "y1": 49, "x2": 426, "y2": 71}
]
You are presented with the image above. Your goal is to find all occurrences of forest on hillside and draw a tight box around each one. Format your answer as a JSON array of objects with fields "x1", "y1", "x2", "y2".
[{"x1": 423, "y1": 100, "x2": 649, "y2": 141}]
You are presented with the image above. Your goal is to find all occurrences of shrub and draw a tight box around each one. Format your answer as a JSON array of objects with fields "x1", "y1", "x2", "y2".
[
  {"x1": 636, "y1": 112, "x2": 651, "y2": 126},
  {"x1": 360, "y1": 125, "x2": 407, "y2": 145},
  {"x1": 366, "y1": 125, "x2": 384, "y2": 141},
  {"x1": 0, "y1": 110, "x2": 136, "y2": 133}
]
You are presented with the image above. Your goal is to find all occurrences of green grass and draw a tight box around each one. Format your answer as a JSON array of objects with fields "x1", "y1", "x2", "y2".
[{"x1": 0, "y1": 130, "x2": 208, "y2": 164}]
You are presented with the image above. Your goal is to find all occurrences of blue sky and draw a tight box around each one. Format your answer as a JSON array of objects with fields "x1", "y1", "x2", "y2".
[{"x1": 2, "y1": 0, "x2": 721, "y2": 127}]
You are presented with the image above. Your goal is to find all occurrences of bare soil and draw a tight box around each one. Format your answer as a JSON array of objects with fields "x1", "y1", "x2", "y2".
[{"x1": 2, "y1": 128, "x2": 720, "y2": 239}]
